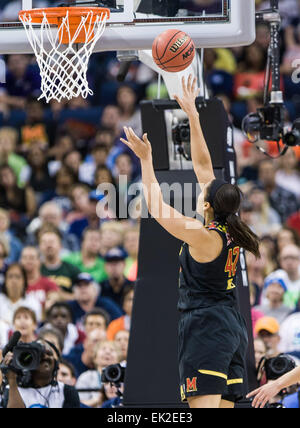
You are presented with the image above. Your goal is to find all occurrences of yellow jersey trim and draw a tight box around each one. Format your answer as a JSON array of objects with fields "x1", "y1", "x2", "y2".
[
  {"x1": 227, "y1": 378, "x2": 243, "y2": 385},
  {"x1": 198, "y1": 370, "x2": 228, "y2": 380}
]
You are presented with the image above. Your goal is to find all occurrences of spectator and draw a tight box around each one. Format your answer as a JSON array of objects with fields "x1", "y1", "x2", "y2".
[
  {"x1": 65, "y1": 183, "x2": 91, "y2": 225},
  {"x1": 21, "y1": 146, "x2": 55, "y2": 205},
  {"x1": 62, "y1": 227, "x2": 108, "y2": 283},
  {"x1": 254, "y1": 337, "x2": 268, "y2": 371},
  {"x1": 278, "y1": 311, "x2": 300, "y2": 360},
  {"x1": 0, "y1": 208, "x2": 23, "y2": 263},
  {"x1": 249, "y1": 284, "x2": 265, "y2": 336},
  {"x1": 116, "y1": 84, "x2": 142, "y2": 136},
  {"x1": 0, "y1": 127, "x2": 27, "y2": 187},
  {"x1": 46, "y1": 165, "x2": 78, "y2": 216},
  {"x1": 37, "y1": 325, "x2": 64, "y2": 355},
  {"x1": 80, "y1": 143, "x2": 110, "y2": 186},
  {"x1": 246, "y1": 186, "x2": 281, "y2": 237},
  {"x1": 12, "y1": 306, "x2": 37, "y2": 343},
  {"x1": 123, "y1": 225, "x2": 140, "y2": 280},
  {"x1": 99, "y1": 221, "x2": 125, "y2": 257},
  {"x1": 255, "y1": 22, "x2": 271, "y2": 51},
  {"x1": 76, "y1": 340, "x2": 121, "y2": 408},
  {"x1": 233, "y1": 42, "x2": 270, "y2": 100},
  {"x1": 0, "y1": 263, "x2": 42, "y2": 326},
  {"x1": 65, "y1": 327, "x2": 107, "y2": 377},
  {"x1": 275, "y1": 148, "x2": 300, "y2": 200},
  {"x1": 39, "y1": 227, "x2": 80, "y2": 299},
  {"x1": 255, "y1": 277, "x2": 291, "y2": 324},
  {"x1": 26, "y1": 201, "x2": 80, "y2": 254},
  {"x1": 114, "y1": 329, "x2": 130, "y2": 364},
  {"x1": 45, "y1": 302, "x2": 85, "y2": 356},
  {"x1": 107, "y1": 284, "x2": 135, "y2": 341},
  {"x1": 0, "y1": 236, "x2": 9, "y2": 292},
  {"x1": 67, "y1": 273, "x2": 123, "y2": 329},
  {"x1": 94, "y1": 164, "x2": 115, "y2": 192},
  {"x1": 19, "y1": 97, "x2": 50, "y2": 153},
  {"x1": 276, "y1": 226, "x2": 300, "y2": 253},
  {"x1": 0, "y1": 54, "x2": 41, "y2": 110},
  {"x1": 246, "y1": 243, "x2": 273, "y2": 306},
  {"x1": 114, "y1": 152, "x2": 142, "y2": 217},
  {"x1": 101, "y1": 382, "x2": 123, "y2": 408},
  {"x1": 83, "y1": 308, "x2": 110, "y2": 336},
  {"x1": 257, "y1": 159, "x2": 299, "y2": 223},
  {"x1": 62, "y1": 150, "x2": 82, "y2": 179},
  {"x1": 58, "y1": 358, "x2": 77, "y2": 387},
  {"x1": 0, "y1": 164, "x2": 37, "y2": 236},
  {"x1": 92, "y1": 127, "x2": 115, "y2": 152},
  {"x1": 274, "y1": 244, "x2": 300, "y2": 309},
  {"x1": 101, "y1": 248, "x2": 134, "y2": 307},
  {"x1": 254, "y1": 316, "x2": 281, "y2": 358},
  {"x1": 47, "y1": 132, "x2": 75, "y2": 177},
  {"x1": 286, "y1": 210, "x2": 300, "y2": 238},
  {"x1": 203, "y1": 49, "x2": 235, "y2": 97},
  {"x1": 68, "y1": 191, "x2": 106, "y2": 242},
  {"x1": 100, "y1": 105, "x2": 122, "y2": 141},
  {"x1": 20, "y1": 246, "x2": 60, "y2": 312}
]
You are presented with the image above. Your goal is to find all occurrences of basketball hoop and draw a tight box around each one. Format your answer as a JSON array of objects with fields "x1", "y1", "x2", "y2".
[{"x1": 19, "y1": 7, "x2": 110, "y2": 102}]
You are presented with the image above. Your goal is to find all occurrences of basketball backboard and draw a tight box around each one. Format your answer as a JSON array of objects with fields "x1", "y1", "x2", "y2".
[{"x1": 0, "y1": 0, "x2": 256, "y2": 54}]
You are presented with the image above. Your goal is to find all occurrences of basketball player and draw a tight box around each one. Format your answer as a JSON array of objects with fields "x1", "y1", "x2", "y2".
[{"x1": 121, "y1": 75, "x2": 260, "y2": 409}]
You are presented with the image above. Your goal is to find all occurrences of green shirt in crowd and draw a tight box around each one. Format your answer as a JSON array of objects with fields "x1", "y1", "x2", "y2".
[
  {"x1": 41, "y1": 261, "x2": 81, "y2": 293},
  {"x1": 62, "y1": 252, "x2": 108, "y2": 283}
]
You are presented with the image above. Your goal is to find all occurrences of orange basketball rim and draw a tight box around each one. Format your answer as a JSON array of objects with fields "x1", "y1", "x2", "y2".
[{"x1": 19, "y1": 6, "x2": 110, "y2": 44}]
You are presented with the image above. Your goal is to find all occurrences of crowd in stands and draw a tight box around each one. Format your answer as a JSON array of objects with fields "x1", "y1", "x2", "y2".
[{"x1": 0, "y1": 0, "x2": 300, "y2": 407}]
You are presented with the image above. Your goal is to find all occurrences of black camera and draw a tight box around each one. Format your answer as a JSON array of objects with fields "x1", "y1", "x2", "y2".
[
  {"x1": 1, "y1": 342, "x2": 46, "y2": 376},
  {"x1": 101, "y1": 364, "x2": 125, "y2": 384},
  {"x1": 12, "y1": 342, "x2": 46, "y2": 372},
  {"x1": 172, "y1": 119, "x2": 191, "y2": 145},
  {"x1": 242, "y1": 105, "x2": 284, "y2": 144},
  {"x1": 264, "y1": 354, "x2": 296, "y2": 381}
]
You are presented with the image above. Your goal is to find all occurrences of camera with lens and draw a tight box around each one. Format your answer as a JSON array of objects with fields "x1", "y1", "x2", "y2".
[
  {"x1": 0, "y1": 342, "x2": 46, "y2": 378},
  {"x1": 172, "y1": 119, "x2": 191, "y2": 145},
  {"x1": 172, "y1": 118, "x2": 191, "y2": 160},
  {"x1": 264, "y1": 354, "x2": 296, "y2": 381},
  {"x1": 242, "y1": 105, "x2": 284, "y2": 144},
  {"x1": 101, "y1": 364, "x2": 125, "y2": 385}
]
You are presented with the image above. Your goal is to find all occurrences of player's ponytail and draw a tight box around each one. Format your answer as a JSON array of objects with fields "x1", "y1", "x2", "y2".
[
  {"x1": 225, "y1": 212, "x2": 260, "y2": 259},
  {"x1": 207, "y1": 181, "x2": 261, "y2": 258}
]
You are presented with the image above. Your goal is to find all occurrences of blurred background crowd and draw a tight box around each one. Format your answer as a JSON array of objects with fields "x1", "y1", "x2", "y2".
[{"x1": 0, "y1": 0, "x2": 300, "y2": 407}]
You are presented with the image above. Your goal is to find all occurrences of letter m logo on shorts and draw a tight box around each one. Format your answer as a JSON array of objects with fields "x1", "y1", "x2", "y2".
[{"x1": 186, "y1": 377, "x2": 197, "y2": 393}]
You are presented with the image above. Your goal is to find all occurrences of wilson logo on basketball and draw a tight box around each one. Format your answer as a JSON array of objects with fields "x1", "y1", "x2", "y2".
[
  {"x1": 182, "y1": 45, "x2": 194, "y2": 60},
  {"x1": 170, "y1": 35, "x2": 189, "y2": 53}
]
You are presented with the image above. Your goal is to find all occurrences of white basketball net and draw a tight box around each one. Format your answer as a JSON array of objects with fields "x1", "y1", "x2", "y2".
[{"x1": 20, "y1": 10, "x2": 108, "y2": 103}]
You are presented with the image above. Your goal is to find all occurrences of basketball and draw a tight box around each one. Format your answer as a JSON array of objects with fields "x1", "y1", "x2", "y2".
[{"x1": 152, "y1": 29, "x2": 195, "y2": 73}]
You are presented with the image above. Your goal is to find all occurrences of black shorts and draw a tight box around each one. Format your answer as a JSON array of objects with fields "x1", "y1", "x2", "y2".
[{"x1": 178, "y1": 305, "x2": 248, "y2": 403}]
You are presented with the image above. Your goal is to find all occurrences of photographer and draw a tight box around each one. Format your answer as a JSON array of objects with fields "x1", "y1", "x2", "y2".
[{"x1": 1, "y1": 338, "x2": 80, "y2": 408}]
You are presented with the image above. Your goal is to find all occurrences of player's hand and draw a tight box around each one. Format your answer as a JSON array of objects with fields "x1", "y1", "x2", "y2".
[
  {"x1": 173, "y1": 74, "x2": 200, "y2": 116},
  {"x1": 121, "y1": 127, "x2": 152, "y2": 161},
  {"x1": 246, "y1": 381, "x2": 281, "y2": 408}
]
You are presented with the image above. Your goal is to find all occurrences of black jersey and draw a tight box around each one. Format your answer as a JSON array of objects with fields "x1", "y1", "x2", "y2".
[{"x1": 178, "y1": 221, "x2": 240, "y2": 311}]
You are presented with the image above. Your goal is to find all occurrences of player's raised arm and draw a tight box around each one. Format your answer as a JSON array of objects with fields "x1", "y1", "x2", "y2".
[
  {"x1": 120, "y1": 127, "x2": 215, "y2": 251},
  {"x1": 174, "y1": 75, "x2": 215, "y2": 190}
]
